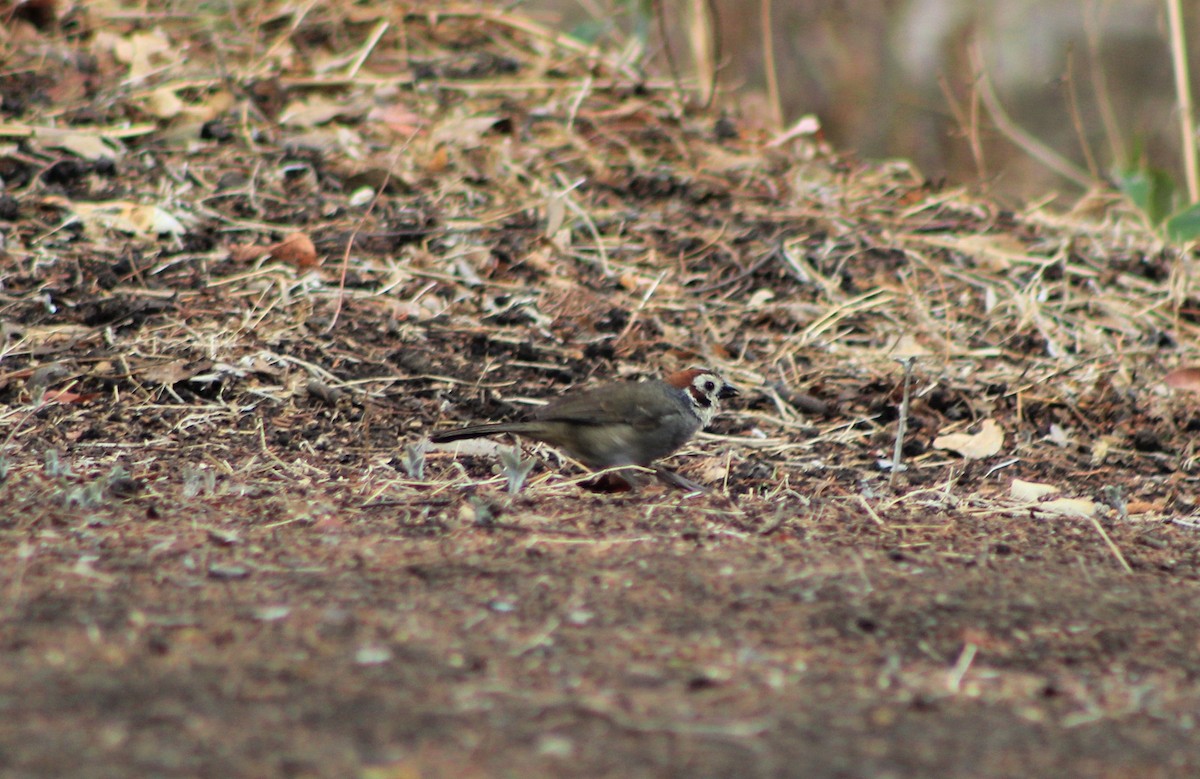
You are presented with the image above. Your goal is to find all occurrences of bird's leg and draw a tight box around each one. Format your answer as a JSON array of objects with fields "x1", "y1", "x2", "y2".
[
  {"x1": 580, "y1": 471, "x2": 635, "y2": 493},
  {"x1": 652, "y1": 465, "x2": 706, "y2": 493}
]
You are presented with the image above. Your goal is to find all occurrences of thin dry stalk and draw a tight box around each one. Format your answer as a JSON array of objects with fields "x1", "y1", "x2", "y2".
[
  {"x1": 946, "y1": 642, "x2": 978, "y2": 693},
  {"x1": 1083, "y1": 0, "x2": 1125, "y2": 170},
  {"x1": 855, "y1": 494, "x2": 887, "y2": 527},
  {"x1": 1062, "y1": 50, "x2": 1101, "y2": 180},
  {"x1": 889, "y1": 357, "x2": 915, "y2": 485},
  {"x1": 344, "y1": 19, "x2": 389, "y2": 79},
  {"x1": 615, "y1": 270, "x2": 668, "y2": 347},
  {"x1": 1087, "y1": 514, "x2": 1133, "y2": 574},
  {"x1": 685, "y1": 0, "x2": 717, "y2": 107},
  {"x1": 760, "y1": 0, "x2": 782, "y2": 131},
  {"x1": 937, "y1": 72, "x2": 988, "y2": 185},
  {"x1": 1166, "y1": 0, "x2": 1199, "y2": 202},
  {"x1": 654, "y1": 0, "x2": 686, "y2": 101},
  {"x1": 969, "y1": 44, "x2": 1094, "y2": 189}
]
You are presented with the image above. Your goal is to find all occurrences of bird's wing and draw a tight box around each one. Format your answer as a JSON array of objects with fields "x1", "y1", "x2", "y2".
[{"x1": 535, "y1": 384, "x2": 672, "y2": 430}]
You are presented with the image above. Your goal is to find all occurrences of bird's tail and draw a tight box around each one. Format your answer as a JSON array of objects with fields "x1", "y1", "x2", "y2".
[{"x1": 429, "y1": 423, "x2": 526, "y2": 443}]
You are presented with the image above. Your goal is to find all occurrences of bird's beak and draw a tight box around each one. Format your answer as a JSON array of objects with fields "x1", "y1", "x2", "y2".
[{"x1": 718, "y1": 383, "x2": 739, "y2": 400}]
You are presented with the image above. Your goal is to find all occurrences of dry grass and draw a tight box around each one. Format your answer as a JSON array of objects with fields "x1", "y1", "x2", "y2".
[{"x1": 0, "y1": 1, "x2": 1196, "y2": 528}]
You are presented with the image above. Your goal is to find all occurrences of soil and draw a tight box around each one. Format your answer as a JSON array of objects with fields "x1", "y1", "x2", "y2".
[{"x1": 2, "y1": 4, "x2": 1200, "y2": 778}]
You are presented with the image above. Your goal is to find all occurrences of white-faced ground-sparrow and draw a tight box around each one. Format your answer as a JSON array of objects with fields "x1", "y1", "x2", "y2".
[{"x1": 429, "y1": 368, "x2": 738, "y2": 489}]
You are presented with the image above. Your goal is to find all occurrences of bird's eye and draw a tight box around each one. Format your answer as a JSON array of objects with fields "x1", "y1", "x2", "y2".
[{"x1": 703, "y1": 380, "x2": 716, "y2": 392}]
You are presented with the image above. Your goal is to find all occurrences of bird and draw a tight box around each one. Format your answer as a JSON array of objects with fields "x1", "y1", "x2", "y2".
[{"x1": 429, "y1": 368, "x2": 738, "y2": 489}]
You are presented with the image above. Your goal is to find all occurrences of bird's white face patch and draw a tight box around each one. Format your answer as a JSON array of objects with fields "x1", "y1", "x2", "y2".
[{"x1": 687, "y1": 372, "x2": 725, "y2": 427}]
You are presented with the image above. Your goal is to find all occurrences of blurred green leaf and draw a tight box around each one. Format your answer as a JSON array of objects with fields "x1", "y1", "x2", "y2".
[
  {"x1": 1165, "y1": 203, "x2": 1200, "y2": 243},
  {"x1": 568, "y1": 19, "x2": 608, "y2": 44},
  {"x1": 628, "y1": 0, "x2": 653, "y2": 43},
  {"x1": 1115, "y1": 166, "x2": 1175, "y2": 226}
]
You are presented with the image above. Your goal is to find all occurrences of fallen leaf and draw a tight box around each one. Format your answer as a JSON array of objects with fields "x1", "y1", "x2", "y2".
[
  {"x1": 109, "y1": 28, "x2": 174, "y2": 82},
  {"x1": 1046, "y1": 423, "x2": 1070, "y2": 446},
  {"x1": 1165, "y1": 367, "x2": 1200, "y2": 392},
  {"x1": 1091, "y1": 435, "x2": 1117, "y2": 465},
  {"x1": 280, "y1": 94, "x2": 357, "y2": 127},
  {"x1": 746, "y1": 288, "x2": 775, "y2": 309},
  {"x1": 431, "y1": 115, "x2": 500, "y2": 147},
  {"x1": 142, "y1": 86, "x2": 185, "y2": 119},
  {"x1": 229, "y1": 244, "x2": 271, "y2": 263},
  {"x1": 43, "y1": 389, "x2": 99, "y2": 404},
  {"x1": 368, "y1": 103, "x2": 425, "y2": 137},
  {"x1": 1011, "y1": 479, "x2": 1059, "y2": 502},
  {"x1": 139, "y1": 359, "x2": 198, "y2": 385},
  {"x1": 37, "y1": 127, "x2": 124, "y2": 160},
  {"x1": 544, "y1": 191, "x2": 567, "y2": 241},
  {"x1": 269, "y1": 232, "x2": 319, "y2": 268},
  {"x1": 766, "y1": 114, "x2": 822, "y2": 147},
  {"x1": 423, "y1": 146, "x2": 449, "y2": 173},
  {"x1": 70, "y1": 201, "x2": 190, "y2": 236},
  {"x1": 691, "y1": 458, "x2": 728, "y2": 485},
  {"x1": 889, "y1": 333, "x2": 931, "y2": 358},
  {"x1": 1036, "y1": 498, "x2": 1098, "y2": 518},
  {"x1": 933, "y1": 419, "x2": 1004, "y2": 459}
]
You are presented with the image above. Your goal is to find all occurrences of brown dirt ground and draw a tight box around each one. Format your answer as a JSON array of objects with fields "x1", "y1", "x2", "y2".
[{"x1": 3, "y1": 3, "x2": 1200, "y2": 777}]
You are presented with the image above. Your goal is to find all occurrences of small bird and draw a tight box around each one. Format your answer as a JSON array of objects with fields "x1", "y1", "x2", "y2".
[{"x1": 430, "y1": 368, "x2": 738, "y2": 488}]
